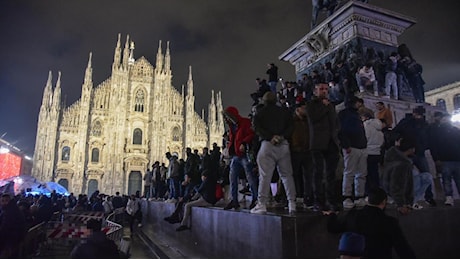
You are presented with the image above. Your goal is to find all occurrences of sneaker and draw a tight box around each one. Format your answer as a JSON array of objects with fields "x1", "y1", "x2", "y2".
[
  {"x1": 303, "y1": 198, "x2": 314, "y2": 210},
  {"x1": 137, "y1": 223, "x2": 143, "y2": 228},
  {"x1": 312, "y1": 202, "x2": 324, "y2": 212},
  {"x1": 374, "y1": 91, "x2": 379, "y2": 97},
  {"x1": 382, "y1": 95, "x2": 390, "y2": 98},
  {"x1": 425, "y1": 198, "x2": 437, "y2": 207},
  {"x1": 354, "y1": 198, "x2": 367, "y2": 207},
  {"x1": 223, "y1": 200, "x2": 240, "y2": 210},
  {"x1": 412, "y1": 203, "x2": 423, "y2": 210},
  {"x1": 288, "y1": 201, "x2": 297, "y2": 213},
  {"x1": 445, "y1": 196, "x2": 454, "y2": 206},
  {"x1": 343, "y1": 198, "x2": 355, "y2": 209},
  {"x1": 249, "y1": 200, "x2": 258, "y2": 210},
  {"x1": 176, "y1": 225, "x2": 189, "y2": 232},
  {"x1": 250, "y1": 202, "x2": 267, "y2": 214}
]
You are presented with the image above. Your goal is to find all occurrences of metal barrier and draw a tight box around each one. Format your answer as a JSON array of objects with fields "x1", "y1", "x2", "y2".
[{"x1": 105, "y1": 219, "x2": 123, "y2": 243}]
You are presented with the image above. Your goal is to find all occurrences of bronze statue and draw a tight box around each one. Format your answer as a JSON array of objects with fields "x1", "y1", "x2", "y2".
[{"x1": 311, "y1": 0, "x2": 369, "y2": 29}]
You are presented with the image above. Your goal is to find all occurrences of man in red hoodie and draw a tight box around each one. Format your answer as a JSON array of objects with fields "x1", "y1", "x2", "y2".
[{"x1": 223, "y1": 106, "x2": 259, "y2": 210}]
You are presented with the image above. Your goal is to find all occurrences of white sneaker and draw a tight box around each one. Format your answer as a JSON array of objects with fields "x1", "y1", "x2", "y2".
[
  {"x1": 354, "y1": 198, "x2": 367, "y2": 207},
  {"x1": 412, "y1": 203, "x2": 423, "y2": 210},
  {"x1": 374, "y1": 91, "x2": 379, "y2": 97},
  {"x1": 250, "y1": 202, "x2": 267, "y2": 214},
  {"x1": 445, "y1": 196, "x2": 454, "y2": 206},
  {"x1": 137, "y1": 223, "x2": 143, "y2": 228},
  {"x1": 382, "y1": 95, "x2": 390, "y2": 98},
  {"x1": 343, "y1": 198, "x2": 355, "y2": 209},
  {"x1": 288, "y1": 201, "x2": 297, "y2": 213}
]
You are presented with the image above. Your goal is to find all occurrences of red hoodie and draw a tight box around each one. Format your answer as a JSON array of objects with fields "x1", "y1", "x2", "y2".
[{"x1": 224, "y1": 106, "x2": 255, "y2": 157}]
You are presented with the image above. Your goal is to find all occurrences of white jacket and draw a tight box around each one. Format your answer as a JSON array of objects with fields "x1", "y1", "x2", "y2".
[{"x1": 364, "y1": 118, "x2": 384, "y2": 155}]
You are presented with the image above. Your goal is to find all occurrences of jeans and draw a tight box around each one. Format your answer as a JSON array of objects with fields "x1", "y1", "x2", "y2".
[
  {"x1": 412, "y1": 154, "x2": 434, "y2": 200},
  {"x1": 229, "y1": 155, "x2": 258, "y2": 202},
  {"x1": 268, "y1": 81, "x2": 277, "y2": 93},
  {"x1": 412, "y1": 169, "x2": 432, "y2": 202},
  {"x1": 441, "y1": 161, "x2": 460, "y2": 197},
  {"x1": 169, "y1": 177, "x2": 181, "y2": 199},
  {"x1": 180, "y1": 196, "x2": 212, "y2": 227},
  {"x1": 385, "y1": 72, "x2": 398, "y2": 98},
  {"x1": 342, "y1": 148, "x2": 367, "y2": 198},
  {"x1": 257, "y1": 140, "x2": 296, "y2": 204}
]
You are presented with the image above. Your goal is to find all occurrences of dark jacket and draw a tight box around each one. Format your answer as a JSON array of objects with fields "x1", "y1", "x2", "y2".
[
  {"x1": 253, "y1": 103, "x2": 294, "y2": 142},
  {"x1": 328, "y1": 205, "x2": 415, "y2": 258},
  {"x1": 337, "y1": 105, "x2": 367, "y2": 149},
  {"x1": 428, "y1": 122, "x2": 460, "y2": 162},
  {"x1": 266, "y1": 66, "x2": 278, "y2": 82},
  {"x1": 393, "y1": 116, "x2": 428, "y2": 156},
  {"x1": 0, "y1": 199, "x2": 27, "y2": 250},
  {"x1": 196, "y1": 172, "x2": 217, "y2": 205},
  {"x1": 289, "y1": 111, "x2": 310, "y2": 153},
  {"x1": 382, "y1": 146, "x2": 414, "y2": 207},
  {"x1": 70, "y1": 231, "x2": 120, "y2": 258},
  {"x1": 306, "y1": 96, "x2": 340, "y2": 151}
]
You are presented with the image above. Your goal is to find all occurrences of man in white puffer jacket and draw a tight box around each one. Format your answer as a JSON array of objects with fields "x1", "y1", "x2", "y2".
[{"x1": 361, "y1": 110, "x2": 385, "y2": 194}]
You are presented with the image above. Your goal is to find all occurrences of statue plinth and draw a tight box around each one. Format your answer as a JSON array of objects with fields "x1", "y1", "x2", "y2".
[{"x1": 279, "y1": 0, "x2": 416, "y2": 75}]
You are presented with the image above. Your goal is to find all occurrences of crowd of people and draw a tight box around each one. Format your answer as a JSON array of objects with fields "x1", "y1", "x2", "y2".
[{"x1": 0, "y1": 58, "x2": 457, "y2": 258}]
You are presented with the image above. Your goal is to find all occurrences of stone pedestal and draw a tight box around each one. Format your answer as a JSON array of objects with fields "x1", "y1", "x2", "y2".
[
  {"x1": 279, "y1": 0, "x2": 422, "y2": 102},
  {"x1": 280, "y1": 0, "x2": 416, "y2": 75}
]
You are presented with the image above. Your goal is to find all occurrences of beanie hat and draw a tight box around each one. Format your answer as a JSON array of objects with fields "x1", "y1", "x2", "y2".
[{"x1": 338, "y1": 232, "x2": 365, "y2": 257}]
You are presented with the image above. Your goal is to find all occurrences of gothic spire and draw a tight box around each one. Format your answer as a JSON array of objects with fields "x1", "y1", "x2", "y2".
[
  {"x1": 187, "y1": 65, "x2": 193, "y2": 97},
  {"x1": 112, "y1": 33, "x2": 122, "y2": 70},
  {"x1": 122, "y1": 34, "x2": 130, "y2": 68},
  {"x1": 41, "y1": 71, "x2": 53, "y2": 109},
  {"x1": 52, "y1": 71, "x2": 62, "y2": 110},
  {"x1": 83, "y1": 52, "x2": 93, "y2": 89},
  {"x1": 164, "y1": 41, "x2": 171, "y2": 74},
  {"x1": 155, "y1": 40, "x2": 163, "y2": 73}
]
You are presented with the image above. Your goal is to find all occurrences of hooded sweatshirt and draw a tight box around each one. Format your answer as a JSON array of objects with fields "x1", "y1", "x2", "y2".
[{"x1": 224, "y1": 106, "x2": 254, "y2": 158}]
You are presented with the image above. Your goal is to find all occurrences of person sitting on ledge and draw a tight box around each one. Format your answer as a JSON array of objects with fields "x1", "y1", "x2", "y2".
[
  {"x1": 176, "y1": 169, "x2": 217, "y2": 231},
  {"x1": 356, "y1": 62, "x2": 379, "y2": 97}
]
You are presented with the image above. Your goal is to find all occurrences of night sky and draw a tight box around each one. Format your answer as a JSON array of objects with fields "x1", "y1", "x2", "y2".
[{"x1": 1, "y1": 0, "x2": 459, "y2": 156}]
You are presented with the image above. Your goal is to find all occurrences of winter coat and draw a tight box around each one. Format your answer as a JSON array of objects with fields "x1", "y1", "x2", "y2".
[
  {"x1": 306, "y1": 96, "x2": 340, "y2": 151},
  {"x1": 338, "y1": 106, "x2": 367, "y2": 150}
]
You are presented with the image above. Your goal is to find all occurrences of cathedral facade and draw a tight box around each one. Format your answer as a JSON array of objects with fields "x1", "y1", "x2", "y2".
[{"x1": 32, "y1": 34, "x2": 225, "y2": 196}]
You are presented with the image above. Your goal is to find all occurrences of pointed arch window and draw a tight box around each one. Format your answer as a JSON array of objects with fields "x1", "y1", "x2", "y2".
[
  {"x1": 454, "y1": 94, "x2": 460, "y2": 110},
  {"x1": 62, "y1": 146, "x2": 71, "y2": 162},
  {"x1": 91, "y1": 148, "x2": 100, "y2": 163},
  {"x1": 436, "y1": 99, "x2": 447, "y2": 111},
  {"x1": 133, "y1": 128, "x2": 142, "y2": 145},
  {"x1": 172, "y1": 127, "x2": 180, "y2": 142},
  {"x1": 91, "y1": 121, "x2": 102, "y2": 136},
  {"x1": 134, "y1": 89, "x2": 145, "y2": 112}
]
